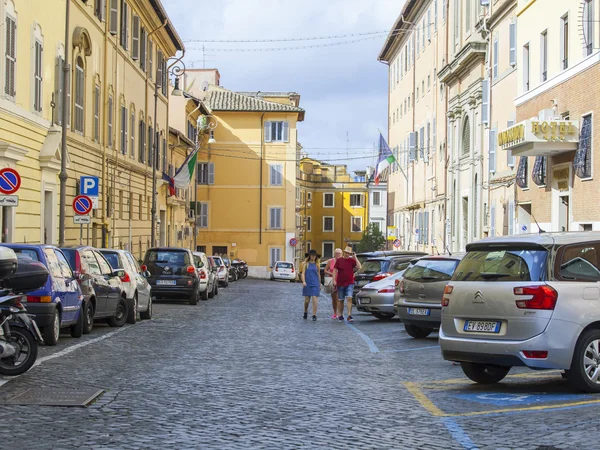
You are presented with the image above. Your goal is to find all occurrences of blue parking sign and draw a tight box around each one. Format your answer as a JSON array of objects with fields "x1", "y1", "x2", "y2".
[{"x1": 80, "y1": 176, "x2": 99, "y2": 197}]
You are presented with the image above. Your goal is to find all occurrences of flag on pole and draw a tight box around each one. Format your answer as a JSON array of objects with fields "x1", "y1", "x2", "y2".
[
  {"x1": 374, "y1": 133, "x2": 395, "y2": 185},
  {"x1": 172, "y1": 148, "x2": 199, "y2": 189}
]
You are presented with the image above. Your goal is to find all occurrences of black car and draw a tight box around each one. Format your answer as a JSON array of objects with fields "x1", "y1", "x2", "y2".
[
  {"x1": 142, "y1": 247, "x2": 200, "y2": 305},
  {"x1": 354, "y1": 254, "x2": 428, "y2": 294},
  {"x1": 61, "y1": 246, "x2": 128, "y2": 333}
]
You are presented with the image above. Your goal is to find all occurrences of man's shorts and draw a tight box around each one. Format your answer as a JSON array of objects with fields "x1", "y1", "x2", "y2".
[{"x1": 337, "y1": 284, "x2": 354, "y2": 299}]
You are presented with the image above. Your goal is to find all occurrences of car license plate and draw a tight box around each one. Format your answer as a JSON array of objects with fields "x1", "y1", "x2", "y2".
[
  {"x1": 157, "y1": 280, "x2": 176, "y2": 286},
  {"x1": 407, "y1": 308, "x2": 430, "y2": 316},
  {"x1": 463, "y1": 320, "x2": 501, "y2": 333},
  {"x1": 358, "y1": 297, "x2": 371, "y2": 304}
]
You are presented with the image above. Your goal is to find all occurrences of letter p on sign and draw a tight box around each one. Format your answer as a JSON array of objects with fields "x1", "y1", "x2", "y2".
[{"x1": 80, "y1": 176, "x2": 99, "y2": 197}]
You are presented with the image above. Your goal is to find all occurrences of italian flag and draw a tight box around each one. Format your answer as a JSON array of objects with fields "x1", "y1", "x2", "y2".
[
  {"x1": 173, "y1": 149, "x2": 199, "y2": 189},
  {"x1": 374, "y1": 133, "x2": 395, "y2": 185}
]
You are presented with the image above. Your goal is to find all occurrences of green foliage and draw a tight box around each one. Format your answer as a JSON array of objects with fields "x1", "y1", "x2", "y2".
[{"x1": 357, "y1": 223, "x2": 386, "y2": 253}]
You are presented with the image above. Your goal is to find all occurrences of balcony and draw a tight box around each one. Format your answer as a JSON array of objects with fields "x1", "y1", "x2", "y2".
[{"x1": 498, "y1": 119, "x2": 580, "y2": 157}]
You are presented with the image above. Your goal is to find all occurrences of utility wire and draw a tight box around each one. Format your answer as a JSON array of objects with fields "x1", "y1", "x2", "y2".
[{"x1": 183, "y1": 30, "x2": 389, "y2": 43}]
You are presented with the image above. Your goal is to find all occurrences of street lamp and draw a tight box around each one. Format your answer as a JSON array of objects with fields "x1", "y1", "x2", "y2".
[
  {"x1": 151, "y1": 57, "x2": 186, "y2": 248},
  {"x1": 193, "y1": 114, "x2": 219, "y2": 249}
]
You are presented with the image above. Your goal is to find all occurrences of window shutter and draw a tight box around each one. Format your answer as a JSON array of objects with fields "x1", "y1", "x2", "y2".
[
  {"x1": 493, "y1": 39, "x2": 499, "y2": 78},
  {"x1": 208, "y1": 162, "x2": 215, "y2": 184},
  {"x1": 132, "y1": 16, "x2": 140, "y2": 59},
  {"x1": 140, "y1": 28, "x2": 146, "y2": 71},
  {"x1": 270, "y1": 209, "x2": 275, "y2": 228},
  {"x1": 482, "y1": 78, "x2": 489, "y2": 124},
  {"x1": 433, "y1": 118, "x2": 437, "y2": 154},
  {"x1": 130, "y1": 111, "x2": 135, "y2": 156},
  {"x1": 107, "y1": 95, "x2": 113, "y2": 147},
  {"x1": 490, "y1": 204, "x2": 496, "y2": 236},
  {"x1": 419, "y1": 127, "x2": 425, "y2": 160},
  {"x1": 427, "y1": 9, "x2": 431, "y2": 41},
  {"x1": 157, "y1": 51, "x2": 163, "y2": 88},
  {"x1": 282, "y1": 122, "x2": 289, "y2": 142},
  {"x1": 409, "y1": 132, "x2": 417, "y2": 161},
  {"x1": 5, "y1": 17, "x2": 16, "y2": 97},
  {"x1": 425, "y1": 122, "x2": 431, "y2": 163},
  {"x1": 489, "y1": 129, "x2": 497, "y2": 173},
  {"x1": 55, "y1": 57, "x2": 64, "y2": 124},
  {"x1": 109, "y1": 0, "x2": 118, "y2": 35},
  {"x1": 509, "y1": 22, "x2": 517, "y2": 66},
  {"x1": 264, "y1": 122, "x2": 272, "y2": 142}
]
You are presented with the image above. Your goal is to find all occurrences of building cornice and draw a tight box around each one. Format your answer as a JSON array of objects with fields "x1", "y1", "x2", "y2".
[{"x1": 438, "y1": 41, "x2": 487, "y2": 85}]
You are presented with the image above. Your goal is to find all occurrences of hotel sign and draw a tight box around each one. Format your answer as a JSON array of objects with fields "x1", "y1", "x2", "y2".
[{"x1": 498, "y1": 119, "x2": 579, "y2": 157}]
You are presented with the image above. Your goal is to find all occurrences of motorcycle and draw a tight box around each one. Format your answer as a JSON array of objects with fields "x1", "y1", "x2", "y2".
[
  {"x1": 0, "y1": 247, "x2": 48, "y2": 376},
  {"x1": 232, "y1": 260, "x2": 248, "y2": 279},
  {"x1": 228, "y1": 265, "x2": 239, "y2": 282}
]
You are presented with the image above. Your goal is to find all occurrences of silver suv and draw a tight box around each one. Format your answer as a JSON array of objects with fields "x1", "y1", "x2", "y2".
[{"x1": 439, "y1": 232, "x2": 600, "y2": 392}]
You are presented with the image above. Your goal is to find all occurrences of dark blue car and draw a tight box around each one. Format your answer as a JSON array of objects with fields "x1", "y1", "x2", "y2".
[{"x1": 3, "y1": 244, "x2": 84, "y2": 346}]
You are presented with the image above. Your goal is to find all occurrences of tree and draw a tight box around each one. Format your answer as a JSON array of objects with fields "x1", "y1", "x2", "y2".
[{"x1": 357, "y1": 223, "x2": 386, "y2": 253}]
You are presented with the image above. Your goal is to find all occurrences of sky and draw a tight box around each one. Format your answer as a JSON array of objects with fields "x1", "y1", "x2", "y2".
[{"x1": 163, "y1": 0, "x2": 402, "y2": 173}]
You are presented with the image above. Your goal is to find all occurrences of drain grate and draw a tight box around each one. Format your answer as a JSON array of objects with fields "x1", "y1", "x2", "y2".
[{"x1": 0, "y1": 387, "x2": 104, "y2": 407}]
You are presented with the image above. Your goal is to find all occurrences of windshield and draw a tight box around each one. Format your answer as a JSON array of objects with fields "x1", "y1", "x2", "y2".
[
  {"x1": 359, "y1": 260, "x2": 385, "y2": 274},
  {"x1": 403, "y1": 259, "x2": 459, "y2": 282},
  {"x1": 10, "y1": 248, "x2": 39, "y2": 261},
  {"x1": 101, "y1": 252, "x2": 122, "y2": 269},
  {"x1": 277, "y1": 262, "x2": 293, "y2": 269},
  {"x1": 453, "y1": 249, "x2": 547, "y2": 282}
]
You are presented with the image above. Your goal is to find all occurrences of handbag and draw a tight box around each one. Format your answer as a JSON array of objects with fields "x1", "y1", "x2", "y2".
[{"x1": 323, "y1": 276, "x2": 333, "y2": 294}]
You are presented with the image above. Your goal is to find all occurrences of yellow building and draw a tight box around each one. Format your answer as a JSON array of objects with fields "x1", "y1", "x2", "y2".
[
  {"x1": 297, "y1": 158, "x2": 369, "y2": 262},
  {"x1": 0, "y1": 0, "x2": 182, "y2": 259},
  {"x1": 182, "y1": 72, "x2": 305, "y2": 277}
]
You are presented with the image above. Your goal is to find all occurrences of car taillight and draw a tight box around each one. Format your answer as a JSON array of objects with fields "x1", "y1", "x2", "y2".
[
  {"x1": 187, "y1": 265, "x2": 196, "y2": 274},
  {"x1": 442, "y1": 284, "x2": 453, "y2": 307},
  {"x1": 514, "y1": 285, "x2": 557, "y2": 310},
  {"x1": 291, "y1": 267, "x2": 295, "y2": 273},
  {"x1": 141, "y1": 265, "x2": 148, "y2": 272},
  {"x1": 120, "y1": 273, "x2": 131, "y2": 283},
  {"x1": 522, "y1": 350, "x2": 548, "y2": 359},
  {"x1": 399, "y1": 280, "x2": 405, "y2": 294},
  {"x1": 275, "y1": 267, "x2": 279, "y2": 272},
  {"x1": 372, "y1": 272, "x2": 392, "y2": 282},
  {"x1": 200, "y1": 271, "x2": 207, "y2": 279},
  {"x1": 378, "y1": 287, "x2": 395, "y2": 293},
  {"x1": 26, "y1": 296, "x2": 52, "y2": 303}
]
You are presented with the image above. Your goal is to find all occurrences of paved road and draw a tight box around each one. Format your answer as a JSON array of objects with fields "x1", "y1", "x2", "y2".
[{"x1": 0, "y1": 279, "x2": 597, "y2": 449}]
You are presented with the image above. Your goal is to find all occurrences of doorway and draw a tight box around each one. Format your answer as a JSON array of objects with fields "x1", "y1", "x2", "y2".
[
  {"x1": 44, "y1": 191, "x2": 53, "y2": 244},
  {"x1": 0, "y1": 207, "x2": 13, "y2": 243},
  {"x1": 212, "y1": 246, "x2": 227, "y2": 256},
  {"x1": 559, "y1": 196, "x2": 569, "y2": 232}
]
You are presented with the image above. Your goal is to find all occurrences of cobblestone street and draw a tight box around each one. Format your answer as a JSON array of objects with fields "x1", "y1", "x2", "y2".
[{"x1": 0, "y1": 279, "x2": 598, "y2": 449}]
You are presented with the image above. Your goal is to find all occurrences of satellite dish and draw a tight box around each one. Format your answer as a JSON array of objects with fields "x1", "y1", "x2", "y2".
[{"x1": 201, "y1": 81, "x2": 209, "y2": 91}]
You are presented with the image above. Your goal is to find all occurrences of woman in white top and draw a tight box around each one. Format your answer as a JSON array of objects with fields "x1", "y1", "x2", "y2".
[{"x1": 324, "y1": 248, "x2": 343, "y2": 319}]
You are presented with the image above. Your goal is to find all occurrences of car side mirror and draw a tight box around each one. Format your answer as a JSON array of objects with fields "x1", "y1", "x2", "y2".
[
  {"x1": 112, "y1": 269, "x2": 125, "y2": 278},
  {"x1": 143, "y1": 271, "x2": 151, "y2": 278},
  {"x1": 73, "y1": 271, "x2": 84, "y2": 281}
]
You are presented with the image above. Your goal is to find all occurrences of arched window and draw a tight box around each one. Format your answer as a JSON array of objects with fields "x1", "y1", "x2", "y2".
[
  {"x1": 462, "y1": 117, "x2": 471, "y2": 156},
  {"x1": 74, "y1": 57, "x2": 85, "y2": 133}
]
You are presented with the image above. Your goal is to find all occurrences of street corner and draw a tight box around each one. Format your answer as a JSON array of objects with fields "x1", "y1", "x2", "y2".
[{"x1": 402, "y1": 370, "x2": 600, "y2": 418}]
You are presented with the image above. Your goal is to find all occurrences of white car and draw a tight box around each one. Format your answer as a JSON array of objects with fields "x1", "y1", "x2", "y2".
[
  {"x1": 271, "y1": 261, "x2": 296, "y2": 281},
  {"x1": 210, "y1": 256, "x2": 229, "y2": 287},
  {"x1": 100, "y1": 249, "x2": 152, "y2": 323},
  {"x1": 193, "y1": 252, "x2": 218, "y2": 300}
]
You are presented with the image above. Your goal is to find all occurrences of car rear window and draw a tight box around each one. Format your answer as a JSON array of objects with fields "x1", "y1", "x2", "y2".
[
  {"x1": 453, "y1": 249, "x2": 547, "y2": 282},
  {"x1": 11, "y1": 248, "x2": 39, "y2": 261},
  {"x1": 101, "y1": 252, "x2": 122, "y2": 269},
  {"x1": 277, "y1": 262, "x2": 293, "y2": 269},
  {"x1": 403, "y1": 259, "x2": 459, "y2": 282},
  {"x1": 360, "y1": 260, "x2": 384, "y2": 274},
  {"x1": 145, "y1": 250, "x2": 191, "y2": 275}
]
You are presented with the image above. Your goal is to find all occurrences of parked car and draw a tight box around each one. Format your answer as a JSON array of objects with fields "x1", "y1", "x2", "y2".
[
  {"x1": 231, "y1": 259, "x2": 248, "y2": 279},
  {"x1": 439, "y1": 232, "x2": 600, "y2": 393},
  {"x1": 356, "y1": 270, "x2": 407, "y2": 320},
  {"x1": 271, "y1": 261, "x2": 296, "y2": 281},
  {"x1": 356, "y1": 251, "x2": 427, "y2": 265},
  {"x1": 206, "y1": 256, "x2": 221, "y2": 293},
  {"x1": 99, "y1": 249, "x2": 152, "y2": 323},
  {"x1": 142, "y1": 247, "x2": 200, "y2": 305},
  {"x1": 395, "y1": 254, "x2": 465, "y2": 338},
  {"x1": 61, "y1": 246, "x2": 128, "y2": 333},
  {"x1": 193, "y1": 251, "x2": 217, "y2": 300},
  {"x1": 210, "y1": 256, "x2": 229, "y2": 287},
  {"x1": 354, "y1": 254, "x2": 427, "y2": 293},
  {"x1": 3, "y1": 244, "x2": 84, "y2": 345}
]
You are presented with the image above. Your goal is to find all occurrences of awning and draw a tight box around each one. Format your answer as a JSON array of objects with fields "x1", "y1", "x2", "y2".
[{"x1": 499, "y1": 119, "x2": 579, "y2": 157}]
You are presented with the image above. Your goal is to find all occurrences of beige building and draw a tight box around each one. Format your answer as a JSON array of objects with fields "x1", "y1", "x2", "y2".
[
  {"x1": 378, "y1": 0, "x2": 448, "y2": 254},
  {"x1": 499, "y1": 0, "x2": 600, "y2": 233}
]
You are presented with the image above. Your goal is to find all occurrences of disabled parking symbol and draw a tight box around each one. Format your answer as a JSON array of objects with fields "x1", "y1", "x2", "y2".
[{"x1": 454, "y1": 392, "x2": 592, "y2": 406}]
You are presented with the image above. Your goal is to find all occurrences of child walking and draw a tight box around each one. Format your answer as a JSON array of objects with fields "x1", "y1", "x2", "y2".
[{"x1": 302, "y1": 249, "x2": 321, "y2": 321}]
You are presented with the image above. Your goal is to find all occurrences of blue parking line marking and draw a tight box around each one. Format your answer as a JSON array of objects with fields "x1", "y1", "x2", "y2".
[
  {"x1": 442, "y1": 417, "x2": 479, "y2": 450},
  {"x1": 383, "y1": 345, "x2": 439, "y2": 353},
  {"x1": 453, "y1": 392, "x2": 593, "y2": 407},
  {"x1": 345, "y1": 322, "x2": 379, "y2": 353}
]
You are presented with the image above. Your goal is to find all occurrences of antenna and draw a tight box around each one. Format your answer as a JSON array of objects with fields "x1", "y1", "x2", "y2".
[{"x1": 531, "y1": 212, "x2": 545, "y2": 233}]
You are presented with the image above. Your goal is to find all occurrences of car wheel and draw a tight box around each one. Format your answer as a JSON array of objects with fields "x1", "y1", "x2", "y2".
[
  {"x1": 461, "y1": 362, "x2": 510, "y2": 384},
  {"x1": 107, "y1": 297, "x2": 129, "y2": 327},
  {"x1": 201, "y1": 286, "x2": 209, "y2": 301},
  {"x1": 372, "y1": 312, "x2": 395, "y2": 320},
  {"x1": 214, "y1": 283, "x2": 219, "y2": 296},
  {"x1": 127, "y1": 294, "x2": 138, "y2": 324},
  {"x1": 43, "y1": 308, "x2": 60, "y2": 346},
  {"x1": 70, "y1": 303, "x2": 84, "y2": 338},
  {"x1": 189, "y1": 290, "x2": 198, "y2": 306},
  {"x1": 567, "y1": 329, "x2": 600, "y2": 393},
  {"x1": 404, "y1": 324, "x2": 433, "y2": 338},
  {"x1": 208, "y1": 283, "x2": 215, "y2": 299},
  {"x1": 82, "y1": 300, "x2": 94, "y2": 335},
  {"x1": 140, "y1": 297, "x2": 152, "y2": 320}
]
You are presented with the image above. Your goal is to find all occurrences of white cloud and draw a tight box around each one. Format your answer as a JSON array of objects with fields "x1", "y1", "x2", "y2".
[{"x1": 164, "y1": 0, "x2": 403, "y2": 171}]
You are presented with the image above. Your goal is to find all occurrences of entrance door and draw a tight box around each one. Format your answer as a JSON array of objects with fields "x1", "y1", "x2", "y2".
[
  {"x1": 44, "y1": 191, "x2": 53, "y2": 244},
  {"x1": 559, "y1": 196, "x2": 569, "y2": 232}
]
